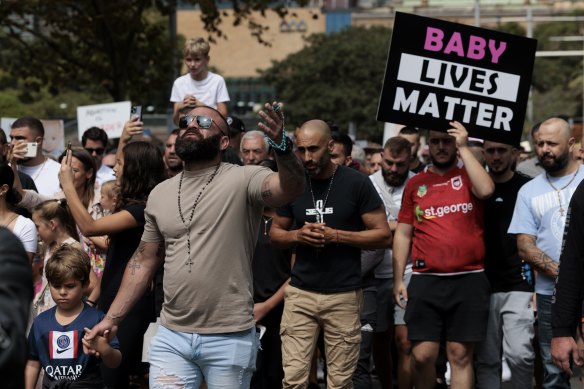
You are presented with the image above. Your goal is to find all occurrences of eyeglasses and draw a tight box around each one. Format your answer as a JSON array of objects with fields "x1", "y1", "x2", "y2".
[
  {"x1": 179, "y1": 115, "x2": 225, "y2": 135},
  {"x1": 84, "y1": 147, "x2": 105, "y2": 155}
]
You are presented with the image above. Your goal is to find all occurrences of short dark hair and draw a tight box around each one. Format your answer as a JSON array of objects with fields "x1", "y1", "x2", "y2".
[
  {"x1": 384, "y1": 136, "x2": 411, "y2": 156},
  {"x1": 82, "y1": 127, "x2": 108, "y2": 147},
  {"x1": 331, "y1": 132, "x2": 353, "y2": 157},
  {"x1": 0, "y1": 129, "x2": 6, "y2": 144},
  {"x1": 11, "y1": 117, "x2": 44, "y2": 137},
  {"x1": 398, "y1": 126, "x2": 419, "y2": 136}
]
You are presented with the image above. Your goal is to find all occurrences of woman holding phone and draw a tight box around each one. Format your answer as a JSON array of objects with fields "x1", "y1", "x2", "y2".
[{"x1": 58, "y1": 119, "x2": 166, "y2": 388}]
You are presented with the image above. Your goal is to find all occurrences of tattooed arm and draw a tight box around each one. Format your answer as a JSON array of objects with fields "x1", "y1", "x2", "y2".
[
  {"x1": 82, "y1": 241, "x2": 163, "y2": 352},
  {"x1": 261, "y1": 154, "x2": 306, "y2": 208},
  {"x1": 517, "y1": 233, "x2": 559, "y2": 279},
  {"x1": 256, "y1": 101, "x2": 306, "y2": 207}
]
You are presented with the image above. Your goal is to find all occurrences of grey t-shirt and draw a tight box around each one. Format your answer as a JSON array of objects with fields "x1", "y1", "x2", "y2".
[{"x1": 142, "y1": 163, "x2": 271, "y2": 333}]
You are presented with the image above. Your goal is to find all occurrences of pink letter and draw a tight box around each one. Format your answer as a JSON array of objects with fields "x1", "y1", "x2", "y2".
[
  {"x1": 489, "y1": 40, "x2": 507, "y2": 64},
  {"x1": 444, "y1": 32, "x2": 465, "y2": 58},
  {"x1": 468, "y1": 36, "x2": 486, "y2": 60},
  {"x1": 424, "y1": 27, "x2": 444, "y2": 52}
]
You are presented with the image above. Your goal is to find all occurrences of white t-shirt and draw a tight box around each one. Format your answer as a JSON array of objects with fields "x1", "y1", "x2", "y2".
[
  {"x1": 12, "y1": 215, "x2": 37, "y2": 255},
  {"x1": 18, "y1": 158, "x2": 61, "y2": 196},
  {"x1": 170, "y1": 72, "x2": 230, "y2": 108},
  {"x1": 96, "y1": 164, "x2": 116, "y2": 186}
]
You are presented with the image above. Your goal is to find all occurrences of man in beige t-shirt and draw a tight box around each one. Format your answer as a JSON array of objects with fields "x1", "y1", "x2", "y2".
[{"x1": 84, "y1": 103, "x2": 305, "y2": 388}]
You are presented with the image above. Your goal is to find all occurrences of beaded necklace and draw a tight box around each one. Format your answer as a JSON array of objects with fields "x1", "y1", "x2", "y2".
[{"x1": 177, "y1": 164, "x2": 221, "y2": 272}]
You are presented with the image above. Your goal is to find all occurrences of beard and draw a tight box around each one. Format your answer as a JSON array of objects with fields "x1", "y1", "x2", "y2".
[
  {"x1": 538, "y1": 149, "x2": 570, "y2": 173},
  {"x1": 382, "y1": 168, "x2": 408, "y2": 187},
  {"x1": 175, "y1": 132, "x2": 222, "y2": 162},
  {"x1": 430, "y1": 151, "x2": 457, "y2": 169}
]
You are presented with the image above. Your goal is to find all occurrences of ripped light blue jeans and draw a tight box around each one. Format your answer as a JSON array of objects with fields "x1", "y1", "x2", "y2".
[{"x1": 149, "y1": 324, "x2": 258, "y2": 389}]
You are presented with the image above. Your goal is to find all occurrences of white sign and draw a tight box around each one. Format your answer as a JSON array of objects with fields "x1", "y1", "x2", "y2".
[{"x1": 77, "y1": 101, "x2": 131, "y2": 140}]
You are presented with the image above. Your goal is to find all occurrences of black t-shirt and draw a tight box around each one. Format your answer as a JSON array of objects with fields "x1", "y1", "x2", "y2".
[
  {"x1": 99, "y1": 203, "x2": 146, "y2": 312},
  {"x1": 277, "y1": 166, "x2": 383, "y2": 293},
  {"x1": 484, "y1": 172, "x2": 533, "y2": 293},
  {"x1": 252, "y1": 217, "x2": 291, "y2": 302}
]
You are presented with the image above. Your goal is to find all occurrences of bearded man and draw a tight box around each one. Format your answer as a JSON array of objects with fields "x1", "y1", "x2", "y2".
[
  {"x1": 84, "y1": 103, "x2": 305, "y2": 388},
  {"x1": 509, "y1": 117, "x2": 584, "y2": 389},
  {"x1": 270, "y1": 120, "x2": 392, "y2": 389},
  {"x1": 393, "y1": 122, "x2": 494, "y2": 389}
]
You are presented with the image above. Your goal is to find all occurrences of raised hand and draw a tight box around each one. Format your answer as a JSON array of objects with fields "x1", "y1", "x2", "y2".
[{"x1": 258, "y1": 101, "x2": 285, "y2": 144}]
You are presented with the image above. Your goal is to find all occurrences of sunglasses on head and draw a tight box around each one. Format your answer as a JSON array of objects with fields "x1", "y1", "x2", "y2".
[{"x1": 84, "y1": 147, "x2": 105, "y2": 155}]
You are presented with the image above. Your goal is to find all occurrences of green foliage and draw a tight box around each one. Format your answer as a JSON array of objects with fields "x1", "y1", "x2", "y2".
[
  {"x1": 530, "y1": 13, "x2": 584, "y2": 122},
  {"x1": 0, "y1": 0, "x2": 298, "y2": 117},
  {"x1": 261, "y1": 26, "x2": 392, "y2": 142}
]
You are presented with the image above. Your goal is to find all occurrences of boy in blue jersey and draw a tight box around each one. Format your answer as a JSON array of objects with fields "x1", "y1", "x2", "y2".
[{"x1": 25, "y1": 245, "x2": 121, "y2": 389}]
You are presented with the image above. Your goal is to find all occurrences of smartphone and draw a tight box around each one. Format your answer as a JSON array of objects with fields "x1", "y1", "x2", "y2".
[
  {"x1": 25, "y1": 142, "x2": 38, "y2": 158},
  {"x1": 131, "y1": 105, "x2": 142, "y2": 120}
]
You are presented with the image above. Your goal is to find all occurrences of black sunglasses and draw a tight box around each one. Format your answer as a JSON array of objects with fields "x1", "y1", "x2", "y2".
[
  {"x1": 179, "y1": 115, "x2": 226, "y2": 135},
  {"x1": 84, "y1": 147, "x2": 105, "y2": 155}
]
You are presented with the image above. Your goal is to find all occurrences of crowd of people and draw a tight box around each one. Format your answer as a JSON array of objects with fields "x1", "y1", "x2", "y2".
[{"x1": 3, "y1": 34, "x2": 584, "y2": 389}]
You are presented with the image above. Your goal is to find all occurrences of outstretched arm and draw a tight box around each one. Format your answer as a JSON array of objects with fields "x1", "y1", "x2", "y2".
[
  {"x1": 257, "y1": 102, "x2": 306, "y2": 208},
  {"x1": 83, "y1": 241, "x2": 163, "y2": 347}
]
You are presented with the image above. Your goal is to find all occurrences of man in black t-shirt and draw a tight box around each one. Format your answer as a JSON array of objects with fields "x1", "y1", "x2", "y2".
[
  {"x1": 270, "y1": 120, "x2": 392, "y2": 389},
  {"x1": 475, "y1": 140, "x2": 534, "y2": 389}
]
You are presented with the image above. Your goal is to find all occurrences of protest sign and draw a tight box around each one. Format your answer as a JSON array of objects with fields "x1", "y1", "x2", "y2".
[
  {"x1": 77, "y1": 101, "x2": 131, "y2": 140},
  {"x1": 377, "y1": 12, "x2": 537, "y2": 146}
]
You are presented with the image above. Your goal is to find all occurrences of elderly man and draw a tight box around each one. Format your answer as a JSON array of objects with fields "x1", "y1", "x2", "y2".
[{"x1": 241, "y1": 130, "x2": 270, "y2": 165}]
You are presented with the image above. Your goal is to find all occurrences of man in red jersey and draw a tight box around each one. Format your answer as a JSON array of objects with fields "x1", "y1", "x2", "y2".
[{"x1": 393, "y1": 121, "x2": 494, "y2": 389}]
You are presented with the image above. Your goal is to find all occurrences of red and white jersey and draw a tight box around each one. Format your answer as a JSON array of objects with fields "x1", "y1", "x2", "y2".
[{"x1": 398, "y1": 164, "x2": 485, "y2": 274}]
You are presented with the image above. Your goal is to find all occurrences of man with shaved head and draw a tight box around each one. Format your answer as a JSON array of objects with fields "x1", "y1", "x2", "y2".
[
  {"x1": 270, "y1": 119, "x2": 392, "y2": 389},
  {"x1": 509, "y1": 117, "x2": 584, "y2": 389}
]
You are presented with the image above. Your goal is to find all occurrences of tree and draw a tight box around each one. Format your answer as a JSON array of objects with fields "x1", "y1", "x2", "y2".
[
  {"x1": 261, "y1": 26, "x2": 392, "y2": 142},
  {"x1": 0, "y1": 0, "x2": 306, "y2": 114}
]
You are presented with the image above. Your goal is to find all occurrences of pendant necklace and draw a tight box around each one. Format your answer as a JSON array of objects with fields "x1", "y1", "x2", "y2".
[
  {"x1": 262, "y1": 215, "x2": 273, "y2": 236},
  {"x1": 308, "y1": 165, "x2": 338, "y2": 223},
  {"x1": 545, "y1": 165, "x2": 580, "y2": 216},
  {"x1": 177, "y1": 164, "x2": 220, "y2": 272}
]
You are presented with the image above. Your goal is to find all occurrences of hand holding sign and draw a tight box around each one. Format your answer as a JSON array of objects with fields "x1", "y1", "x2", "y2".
[
  {"x1": 377, "y1": 12, "x2": 537, "y2": 146},
  {"x1": 447, "y1": 121, "x2": 469, "y2": 149}
]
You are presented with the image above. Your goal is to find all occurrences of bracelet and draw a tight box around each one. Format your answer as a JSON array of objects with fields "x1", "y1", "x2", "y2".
[
  {"x1": 269, "y1": 136, "x2": 293, "y2": 155},
  {"x1": 86, "y1": 299, "x2": 96, "y2": 307},
  {"x1": 265, "y1": 102, "x2": 288, "y2": 153},
  {"x1": 266, "y1": 134, "x2": 288, "y2": 151}
]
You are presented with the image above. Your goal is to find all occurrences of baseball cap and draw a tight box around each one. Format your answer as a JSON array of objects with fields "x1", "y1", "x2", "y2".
[{"x1": 226, "y1": 116, "x2": 246, "y2": 135}]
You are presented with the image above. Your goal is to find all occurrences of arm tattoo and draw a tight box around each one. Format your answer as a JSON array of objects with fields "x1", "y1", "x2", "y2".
[
  {"x1": 105, "y1": 313, "x2": 122, "y2": 324},
  {"x1": 128, "y1": 242, "x2": 146, "y2": 275},
  {"x1": 261, "y1": 189, "x2": 273, "y2": 199}
]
